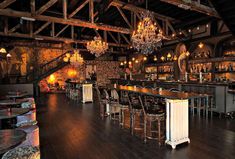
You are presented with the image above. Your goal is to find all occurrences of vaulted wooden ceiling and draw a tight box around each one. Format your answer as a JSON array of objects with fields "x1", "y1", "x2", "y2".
[{"x1": 0, "y1": 0, "x2": 231, "y2": 55}]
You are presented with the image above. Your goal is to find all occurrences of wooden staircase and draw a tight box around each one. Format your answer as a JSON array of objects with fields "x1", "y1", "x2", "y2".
[{"x1": 5, "y1": 51, "x2": 71, "y2": 84}]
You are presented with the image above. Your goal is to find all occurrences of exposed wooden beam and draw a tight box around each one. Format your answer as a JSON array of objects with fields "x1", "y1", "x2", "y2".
[
  {"x1": 89, "y1": 0, "x2": 94, "y2": 23},
  {"x1": 116, "y1": 7, "x2": 132, "y2": 29},
  {"x1": 68, "y1": 0, "x2": 89, "y2": 18},
  {"x1": 0, "y1": 31, "x2": 129, "y2": 47},
  {"x1": 0, "y1": 0, "x2": 16, "y2": 9},
  {"x1": 120, "y1": 33, "x2": 130, "y2": 45},
  {"x1": 9, "y1": 23, "x2": 20, "y2": 32},
  {"x1": 55, "y1": 25, "x2": 69, "y2": 37},
  {"x1": 36, "y1": 0, "x2": 58, "y2": 15},
  {"x1": 111, "y1": 0, "x2": 176, "y2": 22},
  {"x1": 34, "y1": 22, "x2": 51, "y2": 35},
  {"x1": 63, "y1": 0, "x2": 67, "y2": 19},
  {"x1": 160, "y1": 0, "x2": 220, "y2": 18},
  {"x1": 0, "y1": 9, "x2": 131, "y2": 34},
  {"x1": 108, "y1": 32, "x2": 118, "y2": 44}
]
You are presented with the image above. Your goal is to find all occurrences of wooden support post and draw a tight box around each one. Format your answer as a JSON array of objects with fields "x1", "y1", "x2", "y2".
[
  {"x1": 30, "y1": 0, "x2": 35, "y2": 16},
  {"x1": 104, "y1": 31, "x2": 107, "y2": 42},
  {"x1": 89, "y1": 0, "x2": 94, "y2": 23},
  {"x1": 29, "y1": 21, "x2": 33, "y2": 37},
  {"x1": 4, "y1": 17, "x2": 8, "y2": 34},
  {"x1": 52, "y1": 22, "x2": 55, "y2": 37},
  {"x1": 63, "y1": 0, "x2": 67, "y2": 19},
  {"x1": 71, "y1": 25, "x2": 74, "y2": 39}
]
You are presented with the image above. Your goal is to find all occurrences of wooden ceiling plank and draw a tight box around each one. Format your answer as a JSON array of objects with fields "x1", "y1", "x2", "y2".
[
  {"x1": 0, "y1": 9, "x2": 131, "y2": 34},
  {"x1": 160, "y1": 0, "x2": 220, "y2": 18},
  {"x1": 68, "y1": 0, "x2": 89, "y2": 18},
  {"x1": 0, "y1": 0, "x2": 16, "y2": 9},
  {"x1": 36, "y1": 0, "x2": 58, "y2": 15},
  {"x1": 111, "y1": 0, "x2": 176, "y2": 22}
]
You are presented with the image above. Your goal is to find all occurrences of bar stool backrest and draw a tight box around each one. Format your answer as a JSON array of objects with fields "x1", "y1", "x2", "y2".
[
  {"x1": 138, "y1": 95, "x2": 146, "y2": 116},
  {"x1": 169, "y1": 88, "x2": 180, "y2": 92},
  {"x1": 103, "y1": 89, "x2": 109, "y2": 100},
  {"x1": 111, "y1": 89, "x2": 119, "y2": 102}
]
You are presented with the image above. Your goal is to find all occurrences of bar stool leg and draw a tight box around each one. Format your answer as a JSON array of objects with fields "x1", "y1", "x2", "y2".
[
  {"x1": 198, "y1": 98, "x2": 201, "y2": 117},
  {"x1": 158, "y1": 119, "x2": 161, "y2": 146},
  {"x1": 144, "y1": 117, "x2": 147, "y2": 143}
]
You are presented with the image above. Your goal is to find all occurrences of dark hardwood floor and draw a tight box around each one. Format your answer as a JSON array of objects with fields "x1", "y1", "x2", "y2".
[{"x1": 36, "y1": 94, "x2": 235, "y2": 159}]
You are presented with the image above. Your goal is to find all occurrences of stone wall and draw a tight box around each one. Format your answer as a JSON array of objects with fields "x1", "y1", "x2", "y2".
[
  {"x1": 40, "y1": 60, "x2": 121, "y2": 91},
  {"x1": 0, "y1": 45, "x2": 71, "y2": 79}
]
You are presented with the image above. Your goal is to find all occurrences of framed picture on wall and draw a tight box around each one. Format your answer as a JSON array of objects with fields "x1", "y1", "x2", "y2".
[{"x1": 86, "y1": 65, "x2": 96, "y2": 79}]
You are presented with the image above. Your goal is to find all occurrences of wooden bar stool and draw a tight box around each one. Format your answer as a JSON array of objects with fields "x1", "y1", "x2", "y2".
[
  {"x1": 139, "y1": 95, "x2": 165, "y2": 146},
  {"x1": 127, "y1": 93, "x2": 144, "y2": 136}
]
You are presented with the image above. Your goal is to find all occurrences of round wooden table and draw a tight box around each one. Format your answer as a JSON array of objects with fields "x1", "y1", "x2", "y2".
[
  {"x1": 0, "y1": 108, "x2": 30, "y2": 120},
  {"x1": 0, "y1": 129, "x2": 26, "y2": 154}
]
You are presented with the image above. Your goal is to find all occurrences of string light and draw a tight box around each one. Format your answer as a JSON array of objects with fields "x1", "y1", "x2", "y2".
[
  {"x1": 161, "y1": 56, "x2": 165, "y2": 61},
  {"x1": 197, "y1": 26, "x2": 200, "y2": 30},
  {"x1": 167, "y1": 53, "x2": 172, "y2": 58},
  {"x1": 120, "y1": 62, "x2": 124, "y2": 66},
  {"x1": 124, "y1": 61, "x2": 127, "y2": 64},
  {"x1": 143, "y1": 56, "x2": 147, "y2": 61},
  {"x1": 132, "y1": 57, "x2": 135, "y2": 61},
  {"x1": 135, "y1": 60, "x2": 139, "y2": 63}
]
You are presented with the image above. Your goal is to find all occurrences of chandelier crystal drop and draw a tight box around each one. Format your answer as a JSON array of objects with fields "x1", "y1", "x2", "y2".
[
  {"x1": 131, "y1": 11, "x2": 164, "y2": 54},
  {"x1": 87, "y1": 36, "x2": 108, "y2": 57},
  {"x1": 69, "y1": 50, "x2": 84, "y2": 67}
]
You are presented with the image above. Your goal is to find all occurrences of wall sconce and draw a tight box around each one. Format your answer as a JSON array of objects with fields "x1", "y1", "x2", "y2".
[
  {"x1": 173, "y1": 55, "x2": 177, "y2": 61},
  {"x1": 153, "y1": 56, "x2": 157, "y2": 61},
  {"x1": 161, "y1": 56, "x2": 165, "y2": 61},
  {"x1": 0, "y1": 48, "x2": 7, "y2": 54},
  {"x1": 198, "y1": 42, "x2": 204, "y2": 49}
]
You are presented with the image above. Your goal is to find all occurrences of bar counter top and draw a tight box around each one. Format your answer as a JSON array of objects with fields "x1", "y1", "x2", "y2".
[{"x1": 110, "y1": 78, "x2": 230, "y2": 86}]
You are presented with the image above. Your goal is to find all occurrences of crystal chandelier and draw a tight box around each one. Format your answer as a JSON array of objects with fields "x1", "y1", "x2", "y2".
[
  {"x1": 64, "y1": 50, "x2": 84, "y2": 67},
  {"x1": 87, "y1": 36, "x2": 108, "y2": 57},
  {"x1": 131, "y1": 11, "x2": 164, "y2": 54}
]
